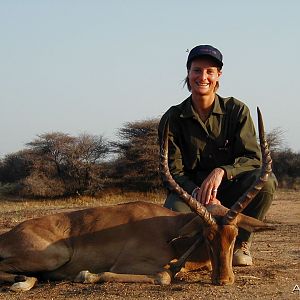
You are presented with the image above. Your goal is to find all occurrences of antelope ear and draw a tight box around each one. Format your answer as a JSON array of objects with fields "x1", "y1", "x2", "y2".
[
  {"x1": 206, "y1": 203, "x2": 229, "y2": 216},
  {"x1": 236, "y1": 214, "x2": 276, "y2": 232},
  {"x1": 206, "y1": 204, "x2": 276, "y2": 232}
]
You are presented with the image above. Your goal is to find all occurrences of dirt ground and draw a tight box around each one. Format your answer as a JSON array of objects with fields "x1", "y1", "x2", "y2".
[{"x1": 0, "y1": 189, "x2": 299, "y2": 300}]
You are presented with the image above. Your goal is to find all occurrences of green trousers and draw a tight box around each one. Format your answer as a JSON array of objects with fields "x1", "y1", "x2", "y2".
[{"x1": 164, "y1": 169, "x2": 278, "y2": 243}]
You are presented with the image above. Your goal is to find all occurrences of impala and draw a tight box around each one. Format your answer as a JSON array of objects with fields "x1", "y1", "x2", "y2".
[{"x1": 0, "y1": 108, "x2": 273, "y2": 291}]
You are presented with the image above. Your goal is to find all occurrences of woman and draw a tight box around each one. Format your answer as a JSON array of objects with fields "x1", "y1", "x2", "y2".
[{"x1": 158, "y1": 45, "x2": 277, "y2": 266}]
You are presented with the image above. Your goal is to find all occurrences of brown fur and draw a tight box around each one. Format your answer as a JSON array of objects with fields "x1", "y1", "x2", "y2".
[{"x1": 0, "y1": 201, "x2": 272, "y2": 291}]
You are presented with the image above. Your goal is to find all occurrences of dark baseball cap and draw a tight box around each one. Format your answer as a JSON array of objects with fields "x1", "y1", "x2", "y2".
[{"x1": 186, "y1": 45, "x2": 223, "y2": 68}]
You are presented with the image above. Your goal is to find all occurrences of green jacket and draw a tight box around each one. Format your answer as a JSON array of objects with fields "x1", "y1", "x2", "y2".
[{"x1": 158, "y1": 94, "x2": 262, "y2": 194}]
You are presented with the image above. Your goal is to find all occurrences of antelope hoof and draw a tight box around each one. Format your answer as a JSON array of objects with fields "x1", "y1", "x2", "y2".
[
  {"x1": 74, "y1": 270, "x2": 101, "y2": 283},
  {"x1": 10, "y1": 277, "x2": 37, "y2": 292},
  {"x1": 154, "y1": 271, "x2": 172, "y2": 285}
]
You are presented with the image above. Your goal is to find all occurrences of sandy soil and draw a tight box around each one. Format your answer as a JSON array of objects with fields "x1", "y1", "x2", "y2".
[{"x1": 0, "y1": 190, "x2": 299, "y2": 300}]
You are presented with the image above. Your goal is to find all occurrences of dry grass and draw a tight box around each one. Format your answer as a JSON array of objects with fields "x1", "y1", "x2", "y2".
[
  {"x1": 0, "y1": 191, "x2": 166, "y2": 225},
  {"x1": 0, "y1": 188, "x2": 296, "y2": 226},
  {"x1": 0, "y1": 189, "x2": 299, "y2": 299}
]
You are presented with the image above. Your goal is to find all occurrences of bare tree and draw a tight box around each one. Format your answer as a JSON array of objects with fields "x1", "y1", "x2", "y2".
[
  {"x1": 266, "y1": 127, "x2": 285, "y2": 152},
  {"x1": 21, "y1": 132, "x2": 109, "y2": 197},
  {"x1": 27, "y1": 132, "x2": 75, "y2": 185},
  {"x1": 63, "y1": 133, "x2": 109, "y2": 195},
  {"x1": 110, "y1": 118, "x2": 161, "y2": 191}
]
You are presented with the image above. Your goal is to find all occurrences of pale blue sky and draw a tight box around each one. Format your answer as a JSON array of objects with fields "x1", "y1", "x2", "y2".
[{"x1": 1, "y1": 0, "x2": 299, "y2": 157}]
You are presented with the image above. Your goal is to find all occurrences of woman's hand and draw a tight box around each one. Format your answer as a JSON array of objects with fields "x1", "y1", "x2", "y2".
[{"x1": 194, "y1": 168, "x2": 225, "y2": 205}]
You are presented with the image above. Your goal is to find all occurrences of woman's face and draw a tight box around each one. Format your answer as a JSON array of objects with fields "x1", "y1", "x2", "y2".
[{"x1": 188, "y1": 57, "x2": 222, "y2": 96}]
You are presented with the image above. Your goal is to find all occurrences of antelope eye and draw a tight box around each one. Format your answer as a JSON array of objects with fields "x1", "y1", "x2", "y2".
[{"x1": 207, "y1": 232, "x2": 215, "y2": 241}]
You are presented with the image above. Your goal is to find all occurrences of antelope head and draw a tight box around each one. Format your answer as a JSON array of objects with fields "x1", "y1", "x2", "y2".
[{"x1": 160, "y1": 107, "x2": 273, "y2": 285}]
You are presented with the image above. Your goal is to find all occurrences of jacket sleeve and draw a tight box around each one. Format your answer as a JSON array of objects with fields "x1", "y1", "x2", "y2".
[
  {"x1": 220, "y1": 105, "x2": 262, "y2": 180},
  {"x1": 158, "y1": 111, "x2": 198, "y2": 194}
]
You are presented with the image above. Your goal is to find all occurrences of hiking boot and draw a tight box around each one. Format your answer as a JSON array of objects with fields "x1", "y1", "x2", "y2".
[{"x1": 233, "y1": 241, "x2": 253, "y2": 266}]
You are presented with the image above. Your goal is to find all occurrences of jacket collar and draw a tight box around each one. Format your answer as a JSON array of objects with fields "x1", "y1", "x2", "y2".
[{"x1": 180, "y1": 94, "x2": 225, "y2": 118}]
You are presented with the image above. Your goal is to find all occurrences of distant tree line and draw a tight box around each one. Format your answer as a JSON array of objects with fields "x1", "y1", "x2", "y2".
[
  {"x1": 0, "y1": 132, "x2": 110, "y2": 197},
  {"x1": 0, "y1": 120, "x2": 299, "y2": 198},
  {"x1": 0, "y1": 119, "x2": 161, "y2": 198}
]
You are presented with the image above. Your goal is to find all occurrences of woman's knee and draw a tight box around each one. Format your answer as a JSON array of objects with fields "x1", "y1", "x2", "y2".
[
  {"x1": 262, "y1": 172, "x2": 278, "y2": 194},
  {"x1": 164, "y1": 192, "x2": 192, "y2": 213}
]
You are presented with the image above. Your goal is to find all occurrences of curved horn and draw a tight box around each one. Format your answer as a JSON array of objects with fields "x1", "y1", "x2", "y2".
[
  {"x1": 159, "y1": 117, "x2": 216, "y2": 226},
  {"x1": 223, "y1": 107, "x2": 272, "y2": 224}
]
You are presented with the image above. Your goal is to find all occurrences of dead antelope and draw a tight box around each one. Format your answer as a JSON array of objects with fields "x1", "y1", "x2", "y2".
[{"x1": 0, "y1": 108, "x2": 273, "y2": 291}]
